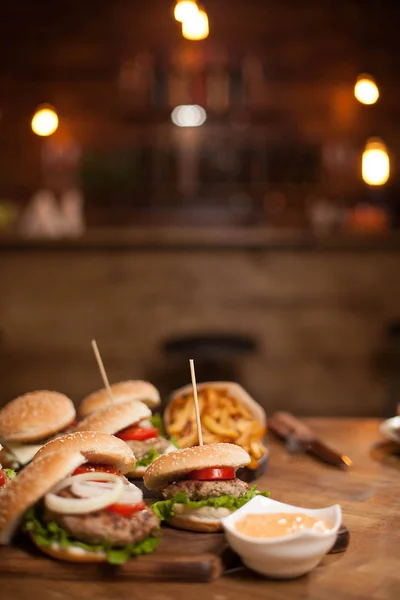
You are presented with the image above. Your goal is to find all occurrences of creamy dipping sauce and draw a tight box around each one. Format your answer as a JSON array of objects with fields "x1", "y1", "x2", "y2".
[{"x1": 235, "y1": 513, "x2": 333, "y2": 538}]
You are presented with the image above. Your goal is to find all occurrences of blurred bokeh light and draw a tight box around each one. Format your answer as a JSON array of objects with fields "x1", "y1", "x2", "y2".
[
  {"x1": 354, "y1": 75, "x2": 380, "y2": 105},
  {"x1": 362, "y1": 138, "x2": 390, "y2": 186},
  {"x1": 182, "y1": 9, "x2": 209, "y2": 40},
  {"x1": 174, "y1": 1, "x2": 198, "y2": 23},
  {"x1": 171, "y1": 105, "x2": 207, "y2": 127},
  {"x1": 31, "y1": 106, "x2": 59, "y2": 137}
]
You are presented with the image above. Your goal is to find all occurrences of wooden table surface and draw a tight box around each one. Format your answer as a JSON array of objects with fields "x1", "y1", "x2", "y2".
[{"x1": 1, "y1": 418, "x2": 400, "y2": 600}]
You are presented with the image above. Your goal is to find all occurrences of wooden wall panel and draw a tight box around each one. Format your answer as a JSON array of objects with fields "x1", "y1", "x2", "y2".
[{"x1": 0, "y1": 247, "x2": 399, "y2": 416}]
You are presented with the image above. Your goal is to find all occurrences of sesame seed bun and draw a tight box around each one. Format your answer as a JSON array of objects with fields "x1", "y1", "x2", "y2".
[
  {"x1": 79, "y1": 381, "x2": 160, "y2": 417},
  {"x1": 0, "y1": 451, "x2": 86, "y2": 544},
  {"x1": 0, "y1": 391, "x2": 76, "y2": 443},
  {"x1": 73, "y1": 400, "x2": 151, "y2": 436},
  {"x1": 144, "y1": 443, "x2": 250, "y2": 491},
  {"x1": 34, "y1": 431, "x2": 136, "y2": 474}
]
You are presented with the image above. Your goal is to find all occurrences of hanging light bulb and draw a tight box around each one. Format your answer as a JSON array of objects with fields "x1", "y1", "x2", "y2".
[
  {"x1": 362, "y1": 138, "x2": 390, "y2": 186},
  {"x1": 31, "y1": 105, "x2": 59, "y2": 136},
  {"x1": 171, "y1": 105, "x2": 207, "y2": 127},
  {"x1": 354, "y1": 74, "x2": 379, "y2": 105},
  {"x1": 182, "y1": 9, "x2": 209, "y2": 40},
  {"x1": 174, "y1": 1, "x2": 198, "y2": 23}
]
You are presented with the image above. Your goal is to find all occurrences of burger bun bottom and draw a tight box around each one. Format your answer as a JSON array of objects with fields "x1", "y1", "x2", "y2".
[
  {"x1": 126, "y1": 465, "x2": 146, "y2": 479},
  {"x1": 30, "y1": 533, "x2": 107, "y2": 563},
  {"x1": 167, "y1": 513, "x2": 227, "y2": 533}
]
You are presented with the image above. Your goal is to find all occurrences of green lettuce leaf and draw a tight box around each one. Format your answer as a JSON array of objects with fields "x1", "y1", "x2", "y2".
[
  {"x1": 3, "y1": 469, "x2": 17, "y2": 480},
  {"x1": 150, "y1": 413, "x2": 165, "y2": 435},
  {"x1": 23, "y1": 507, "x2": 160, "y2": 565},
  {"x1": 135, "y1": 447, "x2": 160, "y2": 468},
  {"x1": 106, "y1": 537, "x2": 160, "y2": 565},
  {"x1": 150, "y1": 414, "x2": 179, "y2": 448},
  {"x1": 151, "y1": 485, "x2": 270, "y2": 521},
  {"x1": 135, "y1": 437, "x2": 180, "y2": 470}
]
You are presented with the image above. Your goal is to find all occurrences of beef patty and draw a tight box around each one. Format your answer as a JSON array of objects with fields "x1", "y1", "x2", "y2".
[
  {"x1": 126, "y1": 436, "x2": 171, "y2": 460},
  {"x1": 161, "y1": 478, "x2": 249, "y2": 501},
  {"x1": 45, "y1": 489, "x2": 160, "y2": 546}
]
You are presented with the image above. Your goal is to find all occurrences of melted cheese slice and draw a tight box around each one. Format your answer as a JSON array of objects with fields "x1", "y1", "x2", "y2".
[{"x1": 6, "y1": 443, "x2": 44, "y2": 465}]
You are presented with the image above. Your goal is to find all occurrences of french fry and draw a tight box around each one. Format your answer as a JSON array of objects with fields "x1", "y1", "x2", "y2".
[
  {"x1": 235, "y1": 403, "x2": 253, "y2": 420},
  {"x1": 235, "y1": 419, "x2": 251, "y2": 434},
  {"x1": 202, "y1": 430, "x2": 220, "y2": 444},
  {"x1": 211, "y1": 408, "x2": 222, "y2": 421},
  {"x1": 206, "y1": 388, "x2": 219, "y2": 413},
  {"x1": 203, "y1": 415, "x2": 238, "y2": 439},
  {"x1": 198, "y1": 394, "x2": 205, "y2": 414},
  {"x1": 249, "y1": 455, "x2": 259, "y2": 469},
  {"x1": 178, "y1": 429, "x2": 198, "y2": 448},
  {"x1": 167, "y1": 397, "x2": 193, "y2": 434},
  {"x1": 219, "y1": 407, "x2": 230, "y2": 425},
  {"x1": 250, "y1": 440, "x2": 264, "y2": 460},
  {"x1": 236, "y1": 430, "x2": 252, "y2": 447}
]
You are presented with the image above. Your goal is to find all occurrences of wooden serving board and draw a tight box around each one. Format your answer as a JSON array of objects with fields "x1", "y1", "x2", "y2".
[{"x1": 0, "y1": 525, "x2": 349, "y2": 583}]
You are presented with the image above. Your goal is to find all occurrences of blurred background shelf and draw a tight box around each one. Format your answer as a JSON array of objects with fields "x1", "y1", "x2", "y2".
[{"x1": 2, "y1": 227, "x2": 400, "y2": 251}]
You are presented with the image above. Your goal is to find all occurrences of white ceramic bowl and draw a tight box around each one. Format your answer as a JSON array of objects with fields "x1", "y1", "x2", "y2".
[
  {"x1": 222, "y1": 496, "x2": 342, "y2": 579},
  {"x1": 379, "y1": 416, "x2": 400, "y2": 444}
]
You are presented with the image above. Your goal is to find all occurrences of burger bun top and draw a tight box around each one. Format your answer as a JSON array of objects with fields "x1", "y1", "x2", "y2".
[
  {"x1": 144, "y1": 442, "x2": 250, "y2": 490},
  {"x1": 34, "y1": 430, "x2": 136, "y2": 474},
  {"x1": 73, "y1": 400, "x2": 151, "y2": 436},
  {"x1": 0, "y1": 391, "x2": 76, "y2": 443},
  {"x1": 79, "y1": 381, "x2": 160, "y2": 417}
]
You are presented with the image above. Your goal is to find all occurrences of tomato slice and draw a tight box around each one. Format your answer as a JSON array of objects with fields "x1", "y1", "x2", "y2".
[
  {"x1": 188, "y1": 467, "x2": 236, "y2": 481},
  {"x1": 0, "y1": 470, "x2": 5, "y2": 486},
  {"x1": 106, "y1": 501, "x2": 146, "y2": 517},
  {"x1": 116, "y1": 426, "x2": 159, "y2": 441},
  {"x1": 73, "y1": 463, "x2": 120, "y2": 476}
]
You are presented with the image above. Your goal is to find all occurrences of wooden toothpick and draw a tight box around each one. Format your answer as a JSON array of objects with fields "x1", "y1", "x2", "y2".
[
  {"x1": 91, "y1": 340, "x2": 114, "y2": 403},
  {"x1": 189, "y1": 358, "x2": 203, "y2": 446}
]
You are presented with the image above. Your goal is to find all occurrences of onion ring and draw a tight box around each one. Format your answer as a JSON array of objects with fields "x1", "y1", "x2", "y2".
[
  {"x1": 118, "y1": 482, "x2": 144, "y2": 505},
  {"x1": 45, "y1": 472, "x2": 123, "y2": 514},
  {"x1": 71, "y1": 480, "x2": 118, "y2": 498},
  {"x1": 71, "y1": 480, "x2": 143, "y2": 505}
]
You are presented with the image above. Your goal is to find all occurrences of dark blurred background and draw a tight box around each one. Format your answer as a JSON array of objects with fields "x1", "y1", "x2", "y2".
[{"x1": 0, "y1": 0, "x2": 399, "y2": 416}]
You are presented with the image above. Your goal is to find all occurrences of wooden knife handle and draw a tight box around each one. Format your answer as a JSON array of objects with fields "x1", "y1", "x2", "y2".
[{"x1": 269, "y1": 411, "x2": 315, "y2": 443}]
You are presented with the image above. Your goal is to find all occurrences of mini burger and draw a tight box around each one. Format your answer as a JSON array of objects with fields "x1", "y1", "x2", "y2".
[
  {"x1": 72, "y1": 400, "x2": 175, "y2": 477},
  {"x1": 79, "y1": 380, "x2": 160, "y2": 418},
  {"x1": 0, "y1": 391, "x2": 76, "y2": 469},
  {"x1": 145, "y1": 443, "x2": 269, "y2": 532},
  {"x1": 0, "y1": 432, "x2": 160, "y2": 564},
  {"x1": 0, "y1": 444, "x2": 16, "y2": 490}
]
